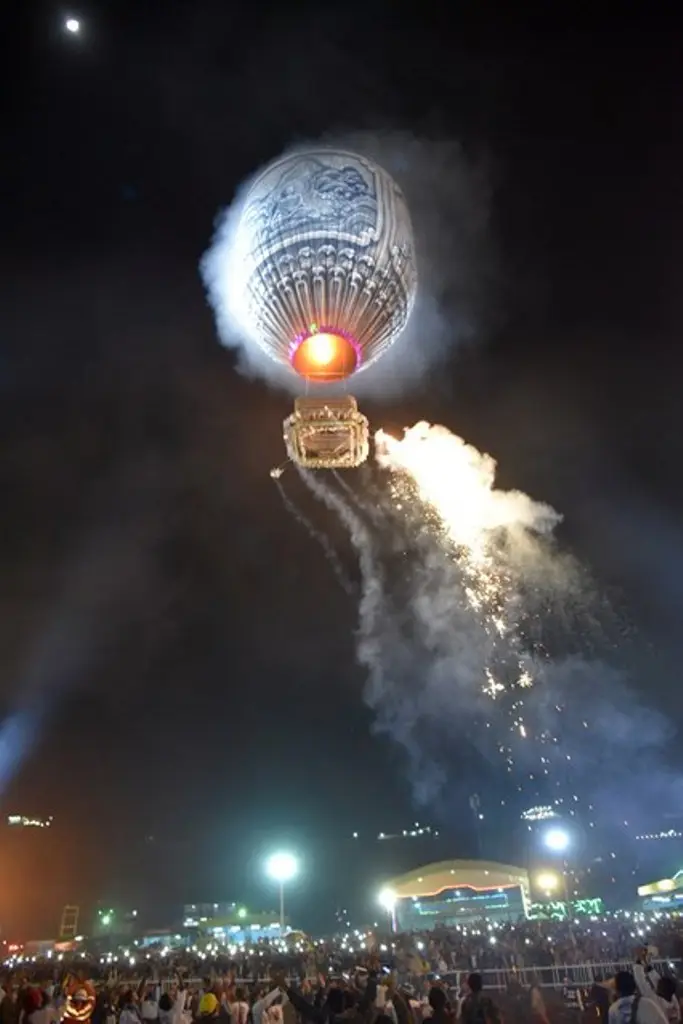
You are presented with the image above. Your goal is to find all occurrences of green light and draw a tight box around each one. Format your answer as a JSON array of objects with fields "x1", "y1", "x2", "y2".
[
  {"x1": 101, "y1": 914, "x2": 112, "y2": 926},
  {"x1": 237, "y1": 907, "x2": 247, "y2": 919}
]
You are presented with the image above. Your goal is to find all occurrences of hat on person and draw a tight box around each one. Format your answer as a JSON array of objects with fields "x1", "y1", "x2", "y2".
[{"x1": 199, "y1": 994, "x2": 219, "y2": 1016}]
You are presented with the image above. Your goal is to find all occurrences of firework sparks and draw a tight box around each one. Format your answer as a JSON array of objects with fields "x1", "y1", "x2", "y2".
[{"x1": 375, "y1": 421, "x2": 564, "y2": 771}]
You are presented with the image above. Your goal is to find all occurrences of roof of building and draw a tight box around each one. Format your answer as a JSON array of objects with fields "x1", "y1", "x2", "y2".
[
  {"x1": 637, "y1": 869, "x2": 683, "y2": 897},
  {"x1": 386, "y1": 859, "x2": 530, "y2": 897}
]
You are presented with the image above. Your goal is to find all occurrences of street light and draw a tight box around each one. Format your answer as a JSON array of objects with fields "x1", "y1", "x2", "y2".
[
  {"x1": 536, "y1": 871, "x2": 561, "y2": 895},
  {"x1": 539, "y1": 828, "x2": 575, "y2": 926},
  {"x1": 266, "y1": 852, "x2": 297, "y2": 936},
  {"x1": 543, "y1": 827, "x2": 570, "y2": 853},
  {"x1": 378, "y1": 888, "x2": 397, "y2": 932}
]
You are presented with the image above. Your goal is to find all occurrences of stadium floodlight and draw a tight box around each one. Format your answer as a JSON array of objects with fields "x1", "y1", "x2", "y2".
[
  {"x1": 266, "y1": 852, "x2": 298, "y2": 935},
  {"x1": 378, "y1": 888, "x2": 397, "y2": 912},
  {"x1": 378, "y1": 887, "x2": 398, "y2": 932},
  {"x1": 543, "y1": 826, "x2": 570, "y2": 853}
]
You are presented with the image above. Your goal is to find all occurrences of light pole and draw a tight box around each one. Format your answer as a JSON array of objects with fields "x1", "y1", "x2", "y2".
[
  {"x1": 542, "y1": 827, "x2": 572, "y2": 902},
  {"x1": 541, "y1": 826, "x2": 575, "y2": 943},
  {"x1": 378, "y1": 888, "x2": 397, "y2": 933},
  {"x1": 266, "y1": 852, "x2": 298, "y2": 936}
]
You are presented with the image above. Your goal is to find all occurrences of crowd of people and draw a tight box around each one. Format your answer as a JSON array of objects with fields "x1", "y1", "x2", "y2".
[{"x1": 2, "y1": 916, "x2": 683, "y2": 1024}]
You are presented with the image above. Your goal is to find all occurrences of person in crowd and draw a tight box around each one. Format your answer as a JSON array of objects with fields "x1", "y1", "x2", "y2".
[
  {"x1": 634, "y1": 945, "x2": 681, "y2": 1022},
  {"x1": 459, "y1": 974, "x2": 501, "y2": 1024},
  {"x1": 23, "y1": 987, "x2": 48, "y2": 1024},
  {"x1": 272, "y1": 967, "x2": 378, "y2": 1024},
  {"x1": 158, "y1": 977, "x2": 188, "y2": 1024},
  {"x1": 587, "y1": 974, "x2": 612, "y2": 1023},
  {"x1": 458, "y1": 970, "x2": 501, "y2": 1024},
  {"x1": 119, "y1": 990, "x2": 142, "y2": 1024},
  {"x1": 0, "y1": 985, "x2": 20, "y2": 1024},
  {"x1": 655, "y1": 978, "x2": 681, "y2": 1024},
  {"x1": 141, "y1": 985, "x2": 160, "y2": 1024},
  {"x1": 253, "y1": 986, "x2": 289, "y2": 1024},
  {"x1": 229, "y1": 987, "x2": 249, "y2": 1024},
  {"x1": 609, "y1": 970, "x2": 668, "y2": 1024},
  {"x1": 423, "y1": 987, "x2": 453, "y2": 1024},
  {"x1": 196, "y1": 993, "x2": 229, "y2": 1022}
]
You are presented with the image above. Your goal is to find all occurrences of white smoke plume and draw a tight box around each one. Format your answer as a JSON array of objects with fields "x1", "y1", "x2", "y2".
[
  {"x1": 200, "y1": 133, "x2": 495, "y2": 400},
  {"x1": 297, "y1": 466, "x2": 446, "y2": 802},
  {"x1": 275, "y1": 478, "x2": 355, "y2": 596},
  {"x1": 299, "y1": 422, "x2": 679, "y2": 820}
]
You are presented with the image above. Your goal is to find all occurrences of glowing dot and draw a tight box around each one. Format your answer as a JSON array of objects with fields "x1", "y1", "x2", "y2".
[
  {"x1": 306, "y1": 333, "x2": 337, "y2": 366},
  {"x1": 65, "y1": 18, "x2": 80, "y2": 32}
]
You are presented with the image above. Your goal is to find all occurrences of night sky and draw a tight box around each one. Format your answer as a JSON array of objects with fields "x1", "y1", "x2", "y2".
[{"x1": 3, "y1": 3, "x2": 683, "y2": 931}]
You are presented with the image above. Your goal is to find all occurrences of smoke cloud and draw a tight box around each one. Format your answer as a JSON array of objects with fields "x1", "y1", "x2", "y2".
[
  {"x1": 299, "y1": 423, "x2": 680, "y2": 831},
  {"x1": 200, "y1": 133, "x2": 495, "y2": 400}
]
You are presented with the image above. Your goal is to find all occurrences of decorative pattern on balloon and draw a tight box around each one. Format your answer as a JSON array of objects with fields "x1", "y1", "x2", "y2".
[
  {"x1": 237, "y1": 149, "x2": 417, "y2": 375},
  {"x1": 248, "y1": 158, "x2": 379, "y2": 245}
]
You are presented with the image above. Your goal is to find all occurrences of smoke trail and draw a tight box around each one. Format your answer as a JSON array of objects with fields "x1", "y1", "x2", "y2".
[
  {"x1": 297, "y1": 466, "x2": 447, "y2": 800},
  {"x1": 296, "y1": 468, "x2": 377, "y2": 594},
  {"x1": 275, "y1": 478, "x2": 355, "y2": 596},
  {"x1": 295, "y1": 467, "x2": 383, "y2": 679},
  {"x1": 331, "y1": 470, "x2": 385, "y2": 526}
]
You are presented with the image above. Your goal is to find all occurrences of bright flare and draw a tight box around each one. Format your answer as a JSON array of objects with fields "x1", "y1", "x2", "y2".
[
  {"x1": 65, "y1": 18, "x2": 80, "y2": 32},
  {"x1": 291, "y1": 332, "x2": 357, "y2": 380},
  {"x1": 536, "y1": 871, "x2": 560, "y2": 892},
  {"x1": 307, "y1": 333, "x2": 337, "y2": 366},
  {"x1": 376, "y1": 422, "x2": 559, "y2": 554},
  {"x1": 544, "y1": 826, "x2": 570, "y2": 852},
  {"x1": 266, "y1": 851, "x2": 298, "y2": 883},
  {"x1": 378, "y1": 888, "x2": 397, "y2": 911},
  {"x1": 375, "y1": 421, "x2": 562, "y2": 766}
]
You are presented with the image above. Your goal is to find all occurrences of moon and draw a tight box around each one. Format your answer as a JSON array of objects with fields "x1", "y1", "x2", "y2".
[{"x1": 65, "y1": 18, "x2": 81, "y2": 33}]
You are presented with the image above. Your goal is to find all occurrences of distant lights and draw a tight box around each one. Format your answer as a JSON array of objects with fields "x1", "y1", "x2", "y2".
[
  {"x1": 636, "y1": 829, "x2": 683, "y2": 840},
  {"x1": 521, "y1": 805, "x2": 557, "y2": 822},
  {"x1": 7, "y1": 815, "x2": 53, "y2": 828},
  {"x1": 376, "y1": 823, "x2": 437, "y2": 840}
]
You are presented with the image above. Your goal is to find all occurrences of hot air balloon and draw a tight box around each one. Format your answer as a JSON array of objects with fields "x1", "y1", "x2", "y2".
[{"x1": 230, "y1": 148, "x2": 418, "y2": 469}]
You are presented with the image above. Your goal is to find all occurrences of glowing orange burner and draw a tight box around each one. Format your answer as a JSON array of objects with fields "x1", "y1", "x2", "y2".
[{"x1": 291, "y1": 331, "x2": 359, "y2": 381}]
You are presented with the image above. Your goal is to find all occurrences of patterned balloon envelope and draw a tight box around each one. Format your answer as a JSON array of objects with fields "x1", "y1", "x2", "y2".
[{"x1": 234, "y1": 148, "x2": 417, "y2": 384}]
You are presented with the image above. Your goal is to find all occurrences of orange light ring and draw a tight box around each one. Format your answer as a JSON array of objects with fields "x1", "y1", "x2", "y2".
[
  {"x1": 289, "y1": 324, "x2": 361, "y2": 378},
  {"x1": 394, "y1": 882, "x2": 524, "y2": 899}
]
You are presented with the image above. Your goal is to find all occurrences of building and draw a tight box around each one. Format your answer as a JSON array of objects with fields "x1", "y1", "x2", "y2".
[
  {"x1": 385, "y1": 859, "x2": 531, "y2": 928},
  {"x1": 637, "y1": 870, "x2": 683, "y2": 912},
  {"x1": 183, "y1": 902, "x2": 244, "y2": 926},
  {"x1": 182, "y1": 903, "x2": 284, "y2": 944}
]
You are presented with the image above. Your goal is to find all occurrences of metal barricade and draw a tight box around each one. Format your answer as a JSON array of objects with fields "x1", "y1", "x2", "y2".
[
  {"x1": 139, "y1": 959, "x2": 682, "y2": 995},
  {"x1": 398, "y1": 958, "x2": 681, "y2": 991}
]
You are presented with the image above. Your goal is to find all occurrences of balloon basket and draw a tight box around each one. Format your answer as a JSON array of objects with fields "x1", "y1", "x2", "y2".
[{"x1": 283, "y1": 396, "x2": 369, "y2": 469}]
